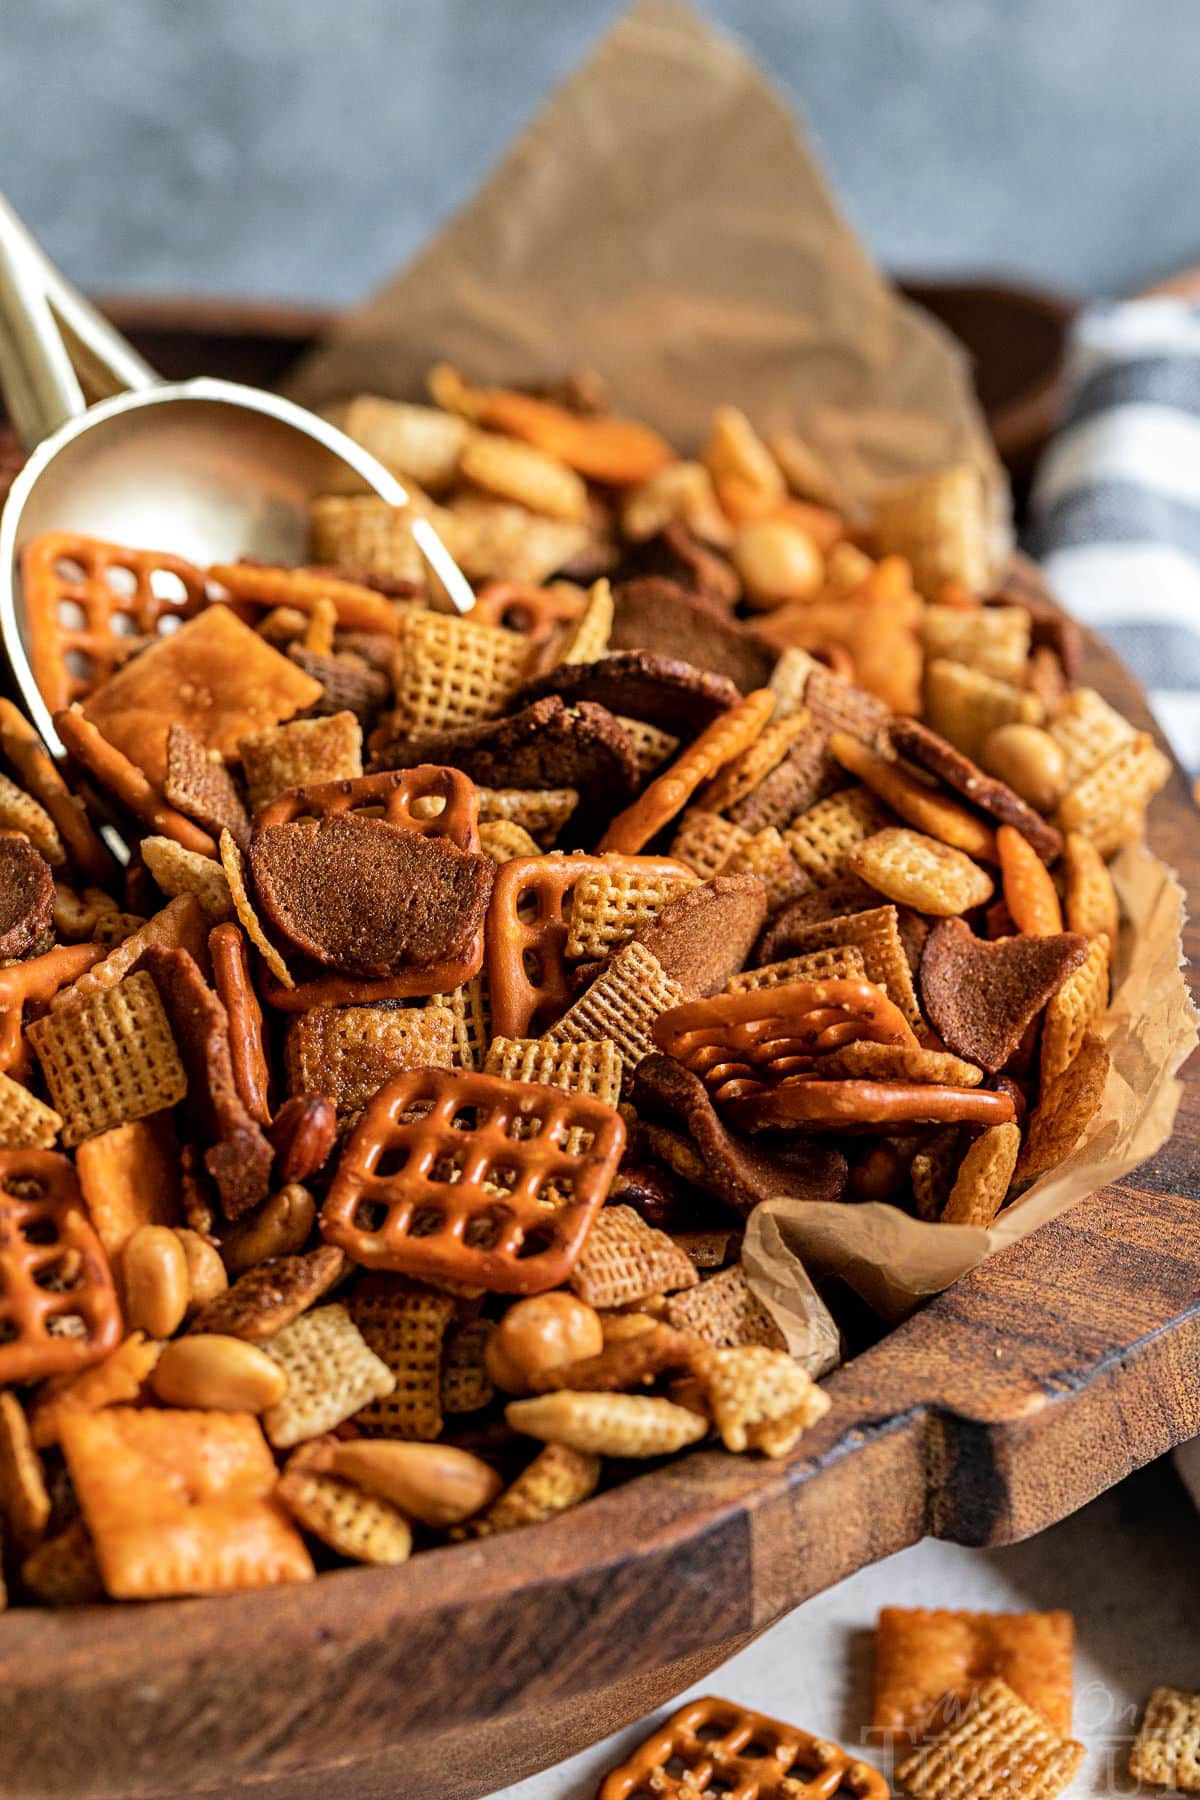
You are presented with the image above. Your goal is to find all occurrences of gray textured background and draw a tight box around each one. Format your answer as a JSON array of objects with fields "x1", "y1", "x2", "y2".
[{"x1": 3, "y1": 0, "x2": 1198, "y2": 307}]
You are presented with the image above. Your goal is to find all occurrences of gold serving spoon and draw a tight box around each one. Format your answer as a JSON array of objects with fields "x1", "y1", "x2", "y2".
[{"x1": 0, "y1": 193, "x2": 475, "y2": 759}]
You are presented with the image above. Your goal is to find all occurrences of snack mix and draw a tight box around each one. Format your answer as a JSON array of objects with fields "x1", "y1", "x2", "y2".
[{"x1": 0, "y1": 374, "x2": 1169, "y2": 1606}]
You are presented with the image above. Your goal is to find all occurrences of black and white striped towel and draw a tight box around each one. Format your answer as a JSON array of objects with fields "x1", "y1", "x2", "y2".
[{"x1": 1030, "y1": 297, "x2": 1200, "y2": 775}]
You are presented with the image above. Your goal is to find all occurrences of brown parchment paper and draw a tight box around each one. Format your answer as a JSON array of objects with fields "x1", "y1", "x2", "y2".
[
  {"x1": 288, "y1": 0, "x2": 1008, "y2": 551},
  {"x1": 287, "y1": 0, "x2": 1195, "y2": 1343}
]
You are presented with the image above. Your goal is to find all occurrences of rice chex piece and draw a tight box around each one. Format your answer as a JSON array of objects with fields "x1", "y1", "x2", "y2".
[
  {"x1": 1062, "y1": 832, "x2": 1120, "y2": 944},
  {"x1": 668, "y1": 807, "x2": 751, "y2": 878},
  {"x1": 1040, "y1": 935, "x2": 1109, "y2": 1091},
  {"x1": 545, "y1": 941, "x2": 686, "y2": 1081},
  {"x1": 276, "y1": 1469, "x2": 412, "y2": 1566},
  {"x1": 766, "y1": 645, "x2": 818, "y2": 716},
  {"x1": 850, "y1": 827, "x2": 993, "y2": 916},
  {"x1": 394, "y1": 608, "x2": 531, "y2": 735},
  {"x1": 924, "y1": 659, "x2": 1041, "y2": 763},
  {"x1": 896, "y1": 1677, "x2": 1084, "y2": 1800},
  {"x1": 1056, "y1": 731, "x2": 1171, "y2": 857},
  {"x1": 505, "y1": 1390, "x2": 707, "y2": 1458},
  {"x1": 728, "y1": 945, "x2": 867, "y2": 992},
  {"x1": 220, "y1": 830, "x2": 294, "y2": 987},
  {"x1": 873, "y1": 465, "x2": 991, "y2": 595},
  {"x1": 922, "y1": 602, "x2": 1031, "y2": 683},
  {"x1": 564, "y1": 864, "x2": 697, "y2": 960},
  {"x1": 1129, "y1": 1686, "x2": 1200, "y2": 1791},
  {"x1": 940, "y1": 1122, "x2": 1021, "y2": 1226},
  {"x1": 458, "y1": 1443, "x2": 599, "y2": 1537},
  {"x1": 0, "y1": 1072, "x2": 62, "y2": 1150},
  {"x1": 285, "y1": 1002, "x2": 455, "y2": 1113},
  {"x1": 27, "y1": 971, "x2": 187, "y2": 1146},
  {"x1": 347, "y1": 1286, "x2": 455, "y2": 1440},
  {"x1": 429, "y1": 976, "x2": 490, "y2": 1070},
  {"x1": 722, "y1": 827, "x2": 809, "y2": 912},
  {"x1": 478, "y1": 819, "x2": 541, "y2": 863},
  {"x1": 475, "y1": 786, "x2": 578, "y2": 847},
  {"x1": 615, "y1": 715, "x2": 679, "y2": 780},
  {"x1": 569, "y1": 1204, "x2": 698, "y2": 1309},
  {"x1": 690, "y1": 1345, "x2": 830, "y2": 1456},
  {"x1": 785, "y1": 787, "x2": 891, "y2": 886},
  {"x1": 309, "y1": 493, "x2": 427, "y2": 584},
  {"x1": 665, "y1": 1265, "x2": 786, "y2": 1351},
  {"x1": 238, "y1": 710, "x2": 362, "y2": 813},
  {"x1": 1047, "y1": 686, "x2": 1138, "y2": 787},
  {"x1": 440, "y1": 1318, "x2": 495, "y2": 1414},
  {"x1": 140, "y1": 835, "x2": 234, "y2": 922},
  {"x1": 261, "y1": 1304, "x2": 396, "y2": 1449}
]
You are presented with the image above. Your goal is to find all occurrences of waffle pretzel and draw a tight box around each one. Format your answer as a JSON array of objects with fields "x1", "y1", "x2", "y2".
[
  {"x1": 654, "y1": 978, "x2": 919, "y2": 1105},
  {"x1": 599, "y1": 688, "x2": 776, "y2": 854},
  {"x1": 321, "y1": 1066, "x2": 626, "y2": 1294},
  {"x1": 254, "y1": 764, "x2": 479, "y2": 848},
  {"x1": 22, "y1": 531, "x2": 208, "y2": 713},
  {"x1": 599, "y1": 1695, "x2": 888, "y2": 1800},
  {"x1": 728, "y1": 1078, "x2": 1017, "y2": 1134},
  {"x1": 0, "y1": 1148, "x2": 122, "y2": 1385}
]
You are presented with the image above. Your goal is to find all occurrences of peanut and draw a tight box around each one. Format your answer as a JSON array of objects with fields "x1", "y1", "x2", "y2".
[
  {"x1": 152, "y1": 1335, "x2": 287, "y2": 1412},
  {"x1": 174, "y1": 1229, "x2": 228, "y2": 1314},
  {"x1": 123, "y1": 1225, "x2": 189, "y2": 1339},
  {"x1": 297, "y1": 1439, "x2": 502, "y2": 1529},
  {"x1": 485, "y1": 1293, "x2": 604, "y2": 1395},
  {"x1": 220, "y1": 1183, "x2": 315, "y2": 1276},
  {"x1": 981, "y1": 724, "x2": 1067, "y2": 815},
  {"x1": 732, "y1": 518, "x2": 824, "y2": 609}
]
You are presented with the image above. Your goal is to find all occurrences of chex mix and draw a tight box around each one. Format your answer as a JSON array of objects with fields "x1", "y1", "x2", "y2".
[{"x1": 0, "y1": 376, "x2": 1168, "y2": 1607}]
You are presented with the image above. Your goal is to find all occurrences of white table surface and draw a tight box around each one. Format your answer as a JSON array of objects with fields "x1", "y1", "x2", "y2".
[{"x1": 495, "y1": 1455, "x2": 1199, "y2": 1799}]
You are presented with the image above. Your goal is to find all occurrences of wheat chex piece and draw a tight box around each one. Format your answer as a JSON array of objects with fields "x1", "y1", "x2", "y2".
[
  {"x1": 394, "y1": 608, "x2": 531, "y2": 735},
  {"x1": 723, "y1": 828, "x2": 810, "y2": 913},
  {"x1": 729, "y1": 945, "x2": 867, "y2": 992},
  {"x1": 261, "y1": 1303, "x2": 396, "y2": 1449},
  {"x1": 458, "y1": 1442, "x2": 600, "y2": 1538},
  {"x1": 484, "y1": 1036, "x2": 622, "y2": 1111},
  {"x1": 665, "y1": 1265, "x2": 786, "y2": 1351},
  {"x1": 429, "y1": 976, "x2": 490, "y2": 1071},
  {"x1": 1056, "y1": 730, "x2": 1171, "y2": 856},
  {"x1": 220, "y1": 830, "x2": 294, "y2": 987},
  {"x1": 238, "y1": 710, "x2": 363, "y2": 813},
  {"x1": 0, "y1": 1392, "x2": 51, "y2": 1553},
  {"x1": 615, "y1": 715, "x2": 679, "y2": 780},
  {"x1": 896, "y1": 1678, "x2": 1084, "y2": 1800},
  {"x1": 309, "y1": 494, "x2": 429, "y2": 584},
  {"x1": 0, "y1": 1072, "x2": 62, "y2": 1150},
  {"x1": 346, "y1": 1286, "x2": 455, "y2": 1440},
  {"x1": 668, "y1": 807, "x2": 751, "y2": 878},
  {"x1": 922, "y1": 602, "x2": 1031, "y2": 684},
  {"x1": 872, "y1": 1605, "x2": 1076, "y2": 1746},
  {"x1": 564, "y1": 864, "x2": 697, "y2": 961},
  {"x1": 161, "y1": 721, "x2": 251, "y2": 848},
  {"x1": 873, "y1": 464, "x2": 991, "y2": 595},
  {"x1": 911, "y1": 1128, "x2": 964, "y2": 1222},
  {"x1": 1063, "y1": 831, "x2": 1119, "y2": 945},
  {"x1": 276, "y1": 1468, "x2": 413, "y2": 1566},
  {"x1": 441, "y1": 1318, "x2": 495, "y2": 1414},
  {"x1": 478, "y1": 819, "x2": 541, "y2": 863},
  {"x1": 506, "y1": 1390, "x2": 707, "y2": 1457},
  {"x1": 1039, "y1": 936, "x2": 1109, "y2": 1092},
  {"x1": 546, "y1": 941, "x2": 686, "y2": 1081},
  {"x1": 1129, "y1": 1686, "x2": 1200, "y2": 1790},
  {"x1": 1047, "y1": 685, "x2": 1138, "y2": 787},
  {"x1": 689, "y1": 1345, "x2": 830, "y2": 1456},
  {"x1": 61, "y1": 1405, "x2": 313, "y2": 1597},
  {"x1": 924, "y1": 658, "x2": 1042, "y2": 762},
  {"x1": 140, "y1": 835, "x2": 234, "y2": 922},
  {"x1": 443, "y1": 490, "x2": 592, "y2": 585},
  {"x1": 20, "y1": 1516, "x2": 105, "y2": 1606},
  {"x1": 940, "y1": 1122, "x2": 1021, "y2": 1226},
  {"x1": 569, "y1": 1204, "x2": 698, "y2": 1309},
  {"x1": 1017, "y1": 1032, "x2": 1110, "y2": 1187},
  {"x1": 285, "y1": 1003, "x2": 455, "y2": 1113},
  {"x1": 765, "y1": 904, "x2": 923, "y2": 1033},
  {"x1": 475, "y1": 785, "x2": 579, "y2": 847},
  {"x1": 0, "y1": 771, "x2": 64, "y2": 865},
  {"x1": 850, "y1": 827, "x2": 993, "y2": 917},
  {"x1": 785, "y1": 787, "x2": 891, "y2": 887},
  {"x1": 27, "y1": 971, "x2": 187, "y2": 1146}
]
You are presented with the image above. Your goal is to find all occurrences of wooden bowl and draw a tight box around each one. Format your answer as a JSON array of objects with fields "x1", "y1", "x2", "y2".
[{"x1": 1, "y1": 300, "x2": 1194, "y2": 1800}]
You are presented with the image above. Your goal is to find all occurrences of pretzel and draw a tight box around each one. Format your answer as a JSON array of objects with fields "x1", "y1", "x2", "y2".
[
  {"x1": 469, "y1": 579, "x2": 585, "y2": 645},
  {"x1": 321, "y1": 1066, "x2": 626, "y2": 1294},
  {"x1": 484, "y1": 852, "x2": 606, "y2": 1038},
  {"x1": 55, "y1": 706, "x2": 216, "y2": 857},
  {"x1": 598, "y1": 1696, "x2": 888, "y2": 1800},
  {"x1": 728, "y1": 1078, "x2": 1017, "y2": 1134},
  {"x1": 254, "y1": 764, "x2": 480, "y2": 848},
  {"x1": 0, "y1": 698, "x2": 117, "y2": 884},
  {"x1": 0, "y1": 943, "x2": 105, "y2": 1079},
  {"x1": 208, "y1": 562, "x2": 404, "y2": 636},
  {"x1": 600, "y1": 689, "x2": 776, "y2": 854},
  {"x1": 654, "y1": 979, "x2": 918, "y2": 1105},
  {"x1": 0, "y1": 1149, "x2": 122, "y2": 1385},
  {"x1": 21, "y1": 531, "x2": 208, "y2": 712}
]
